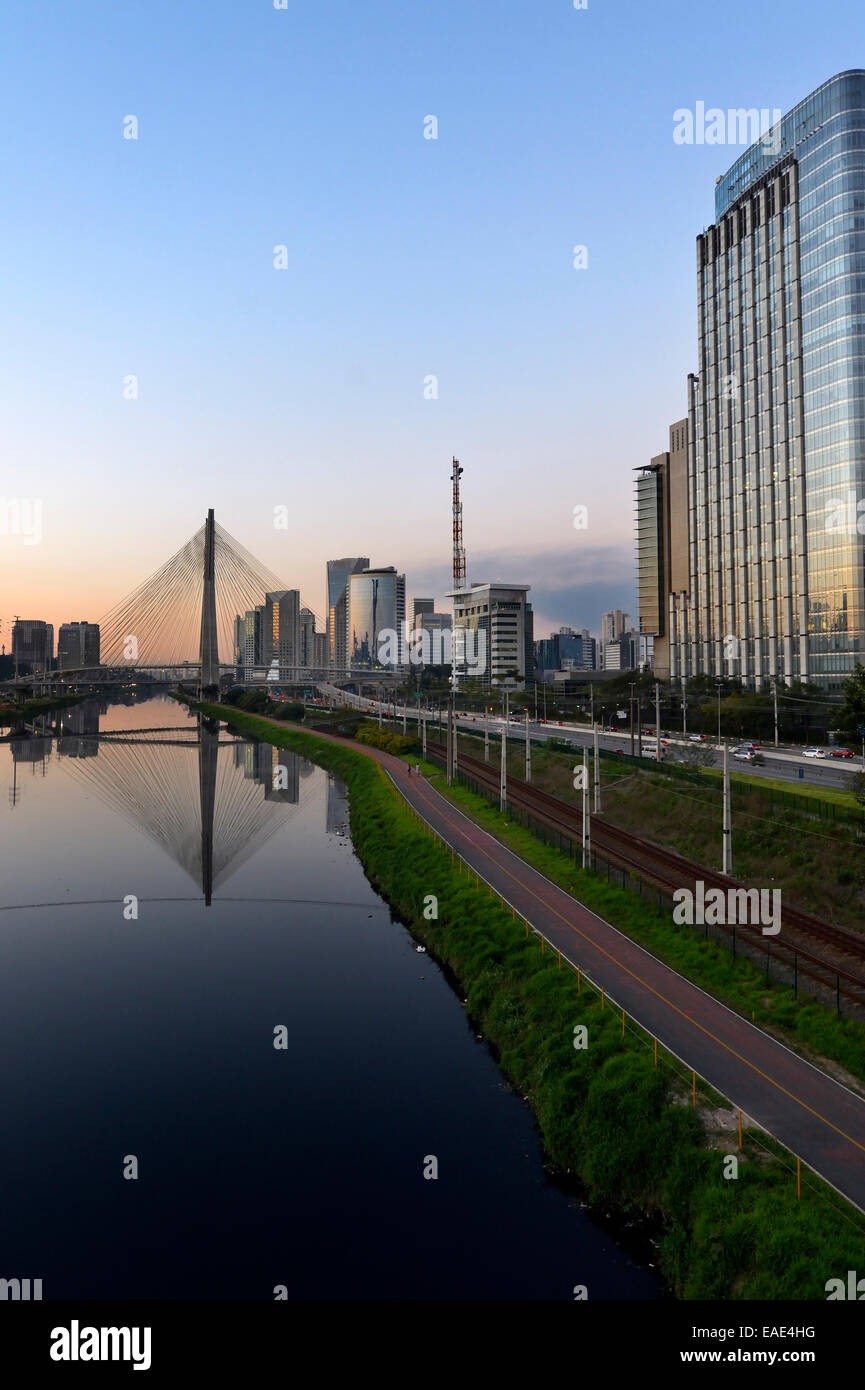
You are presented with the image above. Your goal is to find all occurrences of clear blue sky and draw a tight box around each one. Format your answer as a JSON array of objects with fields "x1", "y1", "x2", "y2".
[{"x1": 0, "y1": 0, "x2": 861, "y2": 640}]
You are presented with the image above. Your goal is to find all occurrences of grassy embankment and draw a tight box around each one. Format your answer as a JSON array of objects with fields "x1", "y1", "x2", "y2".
[
  {"x1": 443, "y1": 726, "x2": 865, "y2": 936},
  {"x1": 193, "y1": 698, "x2": 865, "y2": 1300},
  {"x1": 0, "y1": 693, "x2": 87, "y2": 723}
]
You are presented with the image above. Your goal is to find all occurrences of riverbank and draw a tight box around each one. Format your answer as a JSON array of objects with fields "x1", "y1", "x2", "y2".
[
  {"x1": 0, "y1": 693, "x2": 88, "y2": 725},
  {"x1": 191, "y1": 698, "x2": 865, "y2": 1300}
]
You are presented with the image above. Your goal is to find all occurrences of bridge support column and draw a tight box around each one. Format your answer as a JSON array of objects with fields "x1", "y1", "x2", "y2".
[{"x1": 199, "y1": 508, "x2": 219, "y2": 696}]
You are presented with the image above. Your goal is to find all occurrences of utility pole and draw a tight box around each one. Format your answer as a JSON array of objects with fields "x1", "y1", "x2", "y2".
[
  {"x1": 581, "y1": 746, "x2": 589, "y2": 868},
  {"x1": 525, "y1": 707, "x2": 531, "y2": 782},
  {"x1": 722, "y1": 739, "x2": 731, "y2": 875},
  {"x1": 773, "y1": 680, "x2": 779, "y2": 748},
  {"x1": 13, "y1": 614, "x2": 19, "y2": 680},
  {"x1": 446, "y1": 701, "x2": 452, "y2": 786},
  {"x1": 593, "y1": 721, "x2": 600, "y2": 812},
  {"x1": 484, "y1": 718, "x2": 489, "y2": 762},
  {"x1": 637, "y1": 695, "x2": 643, "y2": 757},
  {"x1": 716, "y1": 680, "x2": 723, "y2": 746},
  {"x1": 450, "y1": 690, "x2": 458, "y2": 781},
  {"x1": 681, "y1": 679, "x2": 687, "y2": 736},
  {"x1": 655, "y1": 680, "x2": 661, "y2": 762},
  {"x1": 629, "y1": 682, "x2": 635, "y2": 756},
  {"x1": 500, "y1": 719, "x2": 507, "y2": 812}
]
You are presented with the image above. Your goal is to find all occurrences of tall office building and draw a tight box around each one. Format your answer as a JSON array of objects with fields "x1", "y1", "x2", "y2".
[
  {"x1": 648, "y1": 72, "x2": 865, "y2": 691},
  {"x1": 636, "y1": 421, "x2": 689, "y2": 679},
  {"x1": 264, "y1": 590, "x2": 300, "y2": 677},
  {"x1": 447, "y1": 582, "x2": 532, "y2": 689},
  {"x1": 326, "y1": 558, "x2": 369, "y2": 671},
  {"x1": 57, "y1": 621, "x2": 100, "y2": 670},
  {"x1": 601, "y1": 610, "x2": 631, "y2": 646},
  {"x1": 347, "y1": 567, "x2": 406, "y2": 669},
  {"x1": 11, "y1": 619, "x2": 54, "y2": 674}
]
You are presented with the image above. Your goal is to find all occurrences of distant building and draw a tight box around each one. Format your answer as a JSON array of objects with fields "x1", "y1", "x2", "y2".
[
  {"x1": 57, "y1": 621, "x2": 100, "y2": 670},
  {"x1": 410, "y1": 604, "x2": 452, "y2": 666},
  {"x1": 411, "y1": 598, "x2": 435, "y2": 625},
  {"x1": 264, "y1": 590, "x2": 300, "y2": 678},
  {"x1": 327, "y1": 558, "x2": 369, "y2": 672},
  {"x1": 11, "y1": 619, "x2": 54, "y2": 674},
  {"x1": 536, "y1": 626, "x2": 595, "y2": 675},
  {"x1": 636, "y1": 420, "x2": 689, "y2": 681},
  {"x1": 601, "y1": 610, "x2": 631, "y2": 646},
  {"x1": 448, "y1": 582, "x2": 532, "y2": 689},
  {"x1": 348, "y1": 567, "x2": 406, "y2": 669}
]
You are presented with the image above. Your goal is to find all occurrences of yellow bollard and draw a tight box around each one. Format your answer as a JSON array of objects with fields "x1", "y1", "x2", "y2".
[
  {"x1": 557, "y1": 948, "x2": 561, "y2": 971},
  {"x1": 511, "y1": 905, "x2": 515, "y2": 919}
]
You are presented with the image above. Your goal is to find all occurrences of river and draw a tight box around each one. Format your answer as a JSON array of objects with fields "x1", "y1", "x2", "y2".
[{"x1": 0, "y1": 693, "x2": 661, "y2": 1300}]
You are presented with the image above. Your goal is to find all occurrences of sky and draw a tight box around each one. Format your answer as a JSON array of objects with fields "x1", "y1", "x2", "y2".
[{"x1": 1, "y1": 0, "x2": 863, "y2": 647}]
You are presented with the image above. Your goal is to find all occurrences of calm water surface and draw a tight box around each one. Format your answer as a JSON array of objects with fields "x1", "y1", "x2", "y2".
[{"x1": 0, "y1": 694, "x2": 661, "y2": 1300}]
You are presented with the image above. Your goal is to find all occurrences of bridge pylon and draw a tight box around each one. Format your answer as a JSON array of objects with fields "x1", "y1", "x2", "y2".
[{"x1": 199, "y1": 508, "x2": 219, "y2": 695}]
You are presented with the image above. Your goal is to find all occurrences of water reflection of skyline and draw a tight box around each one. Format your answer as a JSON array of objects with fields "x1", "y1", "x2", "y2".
[{"x1": 2, "y1": 701, "x2": 348, "y2": 905}]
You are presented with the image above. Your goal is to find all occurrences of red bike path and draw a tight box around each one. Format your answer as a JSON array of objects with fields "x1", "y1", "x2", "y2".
[{"x1": 275, "y1": 720, "x2": 865, "y2": 1215}]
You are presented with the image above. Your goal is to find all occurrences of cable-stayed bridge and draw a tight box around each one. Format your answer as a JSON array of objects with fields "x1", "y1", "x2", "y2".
[{"x1": 2, "y1": 508, "x2": 407, "y2": 696}]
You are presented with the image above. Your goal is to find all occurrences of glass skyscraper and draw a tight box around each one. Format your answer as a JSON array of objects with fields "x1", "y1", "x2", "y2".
[{"x1": 668, "y1": 71, "x2": 865, "y2": 691}]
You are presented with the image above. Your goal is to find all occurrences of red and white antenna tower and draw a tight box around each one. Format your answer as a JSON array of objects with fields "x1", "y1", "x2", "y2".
[{"x1": 451, "y1": 457, "x2": 466, "y2": 591}]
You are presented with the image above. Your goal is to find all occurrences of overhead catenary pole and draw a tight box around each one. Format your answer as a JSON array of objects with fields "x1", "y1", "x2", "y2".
[
  {"x1": 500, "y1": 719, "x2": 507, "y2": 812},
  {"x1": 484, "y1": 719, "x2": 489, "y2": 762},
  {"x1": 451, "y1": 690, "x2": 458, "y2": 780},
  {"x1": 773, "y1": 679, "x2": 779, "y2": 747},
  {"x1": 722, "y1": 739, "x2": 731, "y2": 875},
  {"x1": 525, "y1": 707, "x2": 531, "y2": 782},
  {"x1": 582, "y1": 746, "x2": 589, "y2": 868},
  {"x1": 593, "y1": 721, "x2": 600, "y2": 812},
  {"x1": 682, "y1": 678, "x2": 687, "y2": 736},
  {"x1": 655, "y1": 680, "x2": 661, "y2": 762}
]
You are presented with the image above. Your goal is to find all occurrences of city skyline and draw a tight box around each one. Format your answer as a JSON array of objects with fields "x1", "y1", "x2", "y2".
[{"x1": 3, "y1": 1, "x2": 861, "y2": 651}]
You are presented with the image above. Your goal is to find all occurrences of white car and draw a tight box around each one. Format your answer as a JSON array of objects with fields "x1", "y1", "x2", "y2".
[
  {"x1": 689, "y1": 733, "x2": 706, "y2": 743},
  {"x1": 802, "y1": 747, "x2": 825, "y2": 758}
]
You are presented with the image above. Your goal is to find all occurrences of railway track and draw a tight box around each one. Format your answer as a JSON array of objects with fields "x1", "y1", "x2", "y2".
[{"x1": 426, "y1": 739, "x2": 865, "y2": 1009}]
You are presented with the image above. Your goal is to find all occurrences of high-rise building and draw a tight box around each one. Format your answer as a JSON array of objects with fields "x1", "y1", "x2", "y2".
[
  {"x1": 636, "y1": 421, "x2": 689, "y2": 679},
  {"x1": 601, "y1": 610, "x2": 631, "y2": 646},
  {"x1": 652, "y1": 72, "x2": 865, "y2": 691},
  {"x1": 347, "y1": 567, "x2": 406, "y2": 669},
  {"x1": 11, "y1": 619, "x2": 53, "y2": 674},
  {"x1": 327, "y1": 558, "x2": 370, "y2": 671},
  {"x1": 264, "y1": 590, "x2": 300, "y2": 677},
  {"x1": 299, "y1": 607, "x2": 316, "y2": 667},
  {"x1": 57, "y1": 621, "x2": 100, "y2": 670},
  {"x1": 447, "y1": 582, "x2": 532, "y2": 689}
]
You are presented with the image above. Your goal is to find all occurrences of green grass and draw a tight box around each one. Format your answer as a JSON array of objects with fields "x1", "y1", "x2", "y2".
[
  {"x1": 192, "y1": 698, "x2": 865, "y2": 1299},
  {"x1": 702, "y1": 764, "x2": 860, "y2": 808}
]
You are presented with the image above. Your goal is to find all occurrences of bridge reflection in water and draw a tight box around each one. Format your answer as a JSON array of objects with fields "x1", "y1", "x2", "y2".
[{"x1": 43, "y1": 713, "x2": 339, "y2": 906}]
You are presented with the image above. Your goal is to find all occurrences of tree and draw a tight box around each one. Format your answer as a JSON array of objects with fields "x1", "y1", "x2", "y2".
[
  {"x1": 679, "y1": 742, "x2": 716, "y2": 770},
  {"x1": 851, "y1": 769, "x2": 865, "y2": 809},
  {"x1": 838, "y1": 663, "x2": 865, "y2": 735}
]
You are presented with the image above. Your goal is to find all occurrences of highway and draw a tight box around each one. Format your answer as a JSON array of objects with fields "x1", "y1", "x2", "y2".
[{"x1": 318, "y1": 683, "x2": 862, "y2": 792}]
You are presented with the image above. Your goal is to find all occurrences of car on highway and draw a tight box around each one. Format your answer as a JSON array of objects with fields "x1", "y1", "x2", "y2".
[
  {"x1": 733, "y1": 745, "x2": 756, "y2": 761},
  {"x1": 802, "y1": 747, "x2": 825, "y2": 758},
  {"x1": 688, "y1": 733, "x2": 706, "y2": 742},
  {"x1": 827, "y1": 747, "x2": 854, "y2": 758}
]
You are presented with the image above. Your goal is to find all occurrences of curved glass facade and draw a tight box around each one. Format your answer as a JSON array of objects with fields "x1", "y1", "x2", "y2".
[
  {"x1": 347, "y1": 569, "x2": 406, "y2": 669},
  {"x1": 677, "y1": 71, "x2": 865, "y2": 690}
]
